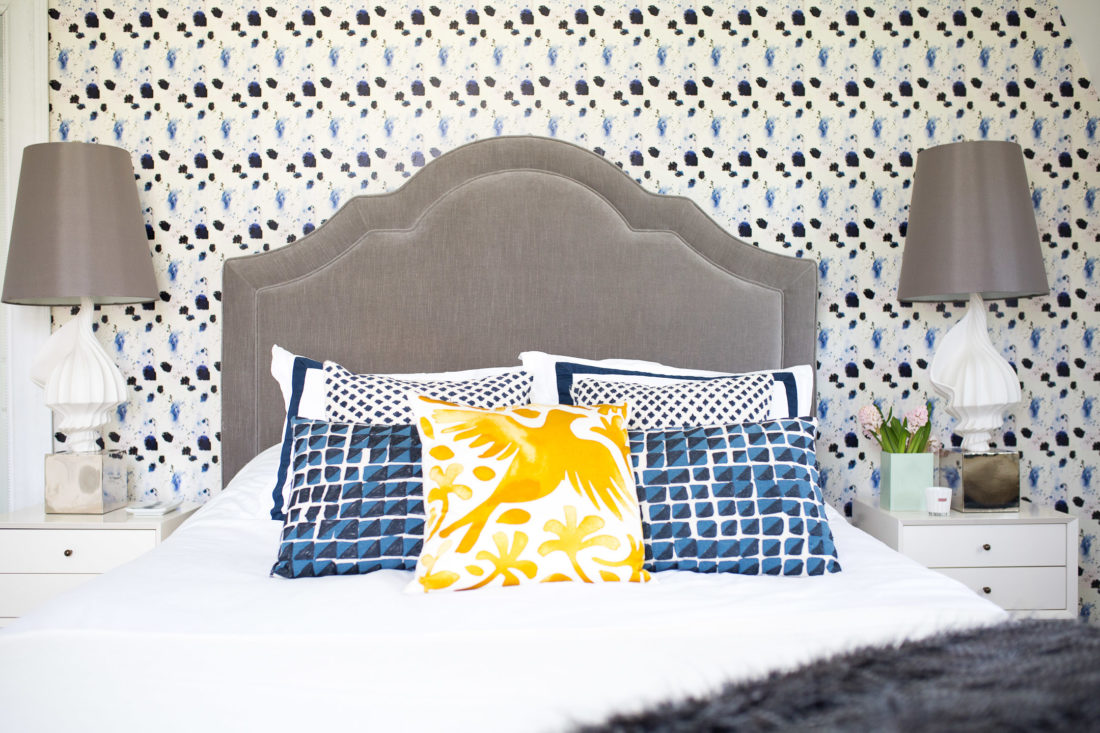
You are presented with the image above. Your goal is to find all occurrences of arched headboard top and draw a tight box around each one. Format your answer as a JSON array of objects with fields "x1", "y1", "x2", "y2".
[{"x1": 222, "y1": 136, "x2": 817, "y2": 483}]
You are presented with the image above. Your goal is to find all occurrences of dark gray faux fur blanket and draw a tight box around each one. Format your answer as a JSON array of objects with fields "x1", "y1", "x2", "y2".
[{"x1": 580, "y1": 620, "x2": 1100, "y2": 733}]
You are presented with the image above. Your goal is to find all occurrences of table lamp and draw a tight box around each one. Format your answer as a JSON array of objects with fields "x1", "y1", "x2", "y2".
[
  {"x1": 898, "y1": 140, "x2": 1048, "y2": 511},
  {"x1": 2, "y1": 142, "x2": 157, "y2": 513}
]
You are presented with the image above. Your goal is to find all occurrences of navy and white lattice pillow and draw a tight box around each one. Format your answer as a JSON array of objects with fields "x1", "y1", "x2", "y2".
[
  {"x1": 571, "y1": 373, "x2": 774, "y2": 430},
  {"x1": 324, "y1": 362, "x2": 533, "y2": 425},
  {"x1": 272, "y1": 418, "x2": 425, "y2": 579},
  {"x1": 630, "y1": 417, "x2": 841, "y2": 576}
]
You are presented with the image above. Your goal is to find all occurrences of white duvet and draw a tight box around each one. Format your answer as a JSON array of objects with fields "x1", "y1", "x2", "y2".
[{"x1": 0, "y1": 446, "x2": 1006, "y2": 733}]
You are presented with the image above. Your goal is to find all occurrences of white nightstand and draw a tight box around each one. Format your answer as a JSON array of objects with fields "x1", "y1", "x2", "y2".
[
  {"x1": 0, "y1": 504, "x2": 198, "y2": 626},
  {"x1": 852, "y1": 498, "x2": 1079, "y2": 619}
]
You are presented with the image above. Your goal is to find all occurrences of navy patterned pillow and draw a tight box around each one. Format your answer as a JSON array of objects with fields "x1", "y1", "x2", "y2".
[
  {"x1": 271, "y1": 418, "x2": 425, "y2": 579},
  {"x1": 323, "y1": 362, "x2": 533, "y2": 425},
  {"x1": 630, "y1": 418, "x2": 841, "y2": 576},
  {"x1": 570, "y1": 373, "x2": 774, "y2": 430}
]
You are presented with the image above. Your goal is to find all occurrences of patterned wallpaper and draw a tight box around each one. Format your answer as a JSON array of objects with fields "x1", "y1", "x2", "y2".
[{"x1": 46, "y1": 2, "x2": 1098, "y2": 618}]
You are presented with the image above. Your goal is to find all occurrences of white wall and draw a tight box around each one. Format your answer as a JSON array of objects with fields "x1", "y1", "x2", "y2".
[
  {"x1": 0, "y1": 0, "x2": 50, "y2": 513},
  {"x1": 1059, "y1": 0, "x2": 1100, "y2": 87}
]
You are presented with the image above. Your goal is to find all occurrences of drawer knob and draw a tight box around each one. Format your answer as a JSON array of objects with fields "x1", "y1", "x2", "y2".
[
  {"x1": 63, "y1": 549, "x2": 73, "y2": 557},
  {"x1": 982, "y1": 543, "x2": 991, "y2": 551},
  {"x1": 982, "y1": 586, "x2": 992, "y2": 594}
]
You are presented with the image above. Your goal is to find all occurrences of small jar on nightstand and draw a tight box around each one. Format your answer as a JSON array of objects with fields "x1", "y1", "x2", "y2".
[
  {"x1": 0, "y1": 504, "x2": 198, "y2": 626},
  {"x1": 852, "y1": 498, "x2": 1079, "y2": 619}
]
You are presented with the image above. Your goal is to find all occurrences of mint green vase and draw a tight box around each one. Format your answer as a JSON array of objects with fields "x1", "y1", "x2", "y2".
[{"x1": 880, "y1": 452, "x2": 934, "y2": 512}]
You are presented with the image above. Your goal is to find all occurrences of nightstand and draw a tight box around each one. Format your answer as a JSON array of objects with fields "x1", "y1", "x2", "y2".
[
  {"x1": 0, "y1": 504, "x2": 198, "y2": 626},
  {"x1": 852, "y1": 498, "x2": 1078, "y2": 619}
]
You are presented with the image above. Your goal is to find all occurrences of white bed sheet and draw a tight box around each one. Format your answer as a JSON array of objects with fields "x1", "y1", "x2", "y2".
[{"x1": 0, "y1": 449, "x2": 1006, "y2": 733}]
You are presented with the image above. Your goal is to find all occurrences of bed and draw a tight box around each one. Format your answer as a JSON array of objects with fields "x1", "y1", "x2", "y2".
[{"x1": 0, "y1": 136, "x2": 1007, "y2": 732}]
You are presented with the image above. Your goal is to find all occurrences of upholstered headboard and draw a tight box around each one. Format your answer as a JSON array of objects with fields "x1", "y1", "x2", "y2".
[{"x1": 221, "y1": 136, "x2": 817, "y2": 484}]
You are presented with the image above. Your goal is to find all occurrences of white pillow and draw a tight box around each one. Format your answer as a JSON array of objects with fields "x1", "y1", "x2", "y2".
[
  {"x1": 270, "y1": 344, "x2": 296, "y2": 410},
  {"x1": 184, "y1": 443, "x2": 283, "y2": 524},
  {"x1": 519, "y1": 351, "x2": 814, "y2": 418}
]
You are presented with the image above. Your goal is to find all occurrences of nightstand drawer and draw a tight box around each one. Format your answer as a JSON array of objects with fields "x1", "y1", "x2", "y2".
[
  {"x1": 903, "y1": 523, "x2": 1066, "y2": 568},
  {"x1": 0, "y1": 574, "x2": 98, "y2": 616},
  {"x1": 0, "y1": 529, "x2": 156, "y2": 573},
  {"x1": 936, "y1": 566, "x2": 1067, "y2": 611}
]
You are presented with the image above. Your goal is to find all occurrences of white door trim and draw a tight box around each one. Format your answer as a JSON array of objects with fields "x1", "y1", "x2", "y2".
[{"x1": 0, "y1": 0, "x2": 50, "y2": 511}]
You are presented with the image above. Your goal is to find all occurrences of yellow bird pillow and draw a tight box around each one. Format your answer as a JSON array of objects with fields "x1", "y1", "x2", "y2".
[{"x1": 406, "y1": 396, "x2": 650, "y2": 592}]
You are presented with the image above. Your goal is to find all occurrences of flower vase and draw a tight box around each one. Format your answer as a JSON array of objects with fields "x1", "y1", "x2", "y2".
[{"x1": 880, "y1": 452, "x2": 934, "y2": 512}]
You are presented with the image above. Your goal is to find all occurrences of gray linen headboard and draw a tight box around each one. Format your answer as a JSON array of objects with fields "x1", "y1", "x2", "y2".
[{"x1": 222, "y1": 136, "x2": 817, "y2": 484}]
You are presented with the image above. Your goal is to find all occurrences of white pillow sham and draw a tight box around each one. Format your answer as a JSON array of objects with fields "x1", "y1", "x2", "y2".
[
  {"x1": 182, "y1": 443, "x2": 283, "y2": 524},
  {"x1": 519, "y1": 351, "x2": 814, "y2": 418}
]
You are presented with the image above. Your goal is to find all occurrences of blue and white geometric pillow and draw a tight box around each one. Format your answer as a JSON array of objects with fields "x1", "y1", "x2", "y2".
[
  {"x1": 271, "y1": 418, "x2": 425, "y2": 579},
  {"x1": 323, "y1": 362, "x2": 533, "y2": 425},
  {"x1": 571, "y1": 373, "x2": 774, "y2": 430},
  {"x1": 629, "y1": 418, "x2": 841, "y2": 576}
]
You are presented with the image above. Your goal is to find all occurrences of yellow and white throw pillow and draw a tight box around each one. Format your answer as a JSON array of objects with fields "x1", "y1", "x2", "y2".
[{"x1": 407, "y1": 396, "x2": 650, "y2": 592}]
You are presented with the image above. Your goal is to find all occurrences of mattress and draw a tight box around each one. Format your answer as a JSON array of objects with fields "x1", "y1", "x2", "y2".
[{"x1": 0, "y1": 446, "x2": 1006, "y2": 732}]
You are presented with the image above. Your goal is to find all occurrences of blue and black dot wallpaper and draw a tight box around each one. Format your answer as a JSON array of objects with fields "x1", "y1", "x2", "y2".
[{"x1": 47, "y1": 2, "x2": 1098, "y2": 617}]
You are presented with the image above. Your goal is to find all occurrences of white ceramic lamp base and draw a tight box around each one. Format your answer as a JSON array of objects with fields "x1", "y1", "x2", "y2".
[
  {"x1": 29, "y1": 297, "x2": 124, "y2": 454},
  {"x1": 928, "y1": 293, "x2": 1022, "y2": 452}
]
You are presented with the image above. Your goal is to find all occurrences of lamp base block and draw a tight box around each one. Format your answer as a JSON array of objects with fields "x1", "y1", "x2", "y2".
[
  {"x1": 44, "y1": 451, "x2": 127, "y2": 515},
  {"x1": 941, "y1": 449, "x2": 1021, "y2": 512}
]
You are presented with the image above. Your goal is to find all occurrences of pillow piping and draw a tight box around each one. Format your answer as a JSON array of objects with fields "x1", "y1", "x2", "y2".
[
  {"x1": 270, "y1": 355, "x2": 323, "y2": 520},
  {"x1": 555, "y1": 362, "x2": 799, "y2": 416}
]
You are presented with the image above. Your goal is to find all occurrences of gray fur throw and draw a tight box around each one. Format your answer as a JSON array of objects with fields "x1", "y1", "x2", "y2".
[{"x1": 580, "y1": 619, "x2": 1100, "y2": 732}]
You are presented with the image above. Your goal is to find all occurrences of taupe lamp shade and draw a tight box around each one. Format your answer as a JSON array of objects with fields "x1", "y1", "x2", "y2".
[
  {"x1": 898, "y1": 140, "x2": 1048, "y2": 302},
  {"x1": 2, "y1": 141, "x2": 157, "y2": 306}
]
